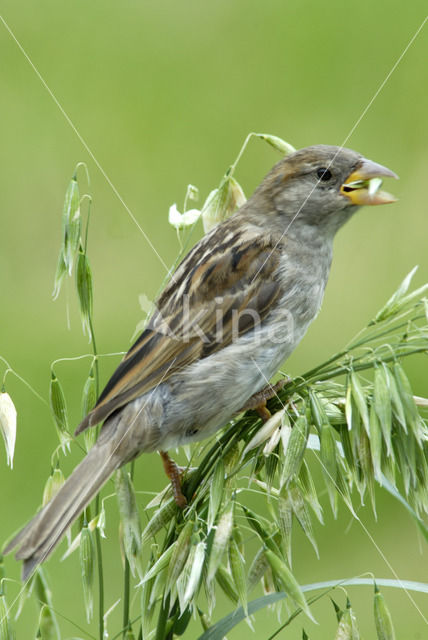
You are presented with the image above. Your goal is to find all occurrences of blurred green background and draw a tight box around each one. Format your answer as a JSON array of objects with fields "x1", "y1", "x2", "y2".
[{"x1": 1, "y1": 1, "x2": 427, "y2": 637}]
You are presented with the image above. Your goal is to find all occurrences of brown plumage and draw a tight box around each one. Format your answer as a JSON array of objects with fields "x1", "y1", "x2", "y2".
[
  {"x1": 4, "y1": 145, "x2": 397, "y2": 580},
  {"x1": 77, "y1": 231, "x2": 283, "y2": 433}
]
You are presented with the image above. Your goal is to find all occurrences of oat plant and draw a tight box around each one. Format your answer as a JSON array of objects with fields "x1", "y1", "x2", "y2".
[{"x1": 1, "y1": 137, "x2": 428, "y2": 639}]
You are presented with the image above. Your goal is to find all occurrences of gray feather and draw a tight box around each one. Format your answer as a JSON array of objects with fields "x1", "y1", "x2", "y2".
[{"x1": 4, "y1": 436, "x2": 119, "y2": 581}]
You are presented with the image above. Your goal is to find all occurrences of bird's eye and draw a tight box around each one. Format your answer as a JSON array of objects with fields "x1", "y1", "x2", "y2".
[{"x1": 317, "y1": 168, "x2": 332, "y2": 181}]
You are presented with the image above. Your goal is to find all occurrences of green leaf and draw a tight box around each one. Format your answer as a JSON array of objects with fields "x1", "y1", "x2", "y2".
[
  {"x1": 289, "y1": 485, "x2": 319, "y2": 558},
  {"x1": 280, "y1": 416, "x2": 309, "y2": 488},
  {"x1": 197, "y1": 592, "x2": 286, "y2": 640},
  {"x1": 215, "y1": 565, "x2": 239, "y2": 605},
  {"x1": 81, "y1": 367, "x2": 97, "y2": 450},
  {"x1": 309, "y1": 389, "x2": 329, "y2": 435},
  {"x1": 165, "y1": 520, "x2": 194, "y2": 595},
  {"x1": 241, "y1": 505, "x2": 279, "y2": 554},
  {"x1": 0, "y1": 592, "x2": 15, "y2": 640},
  {"x1": 142, "y1": 500, "x2": 177, "y2": 543},
  {"x1": 49, "y1": 371, "x2": 71, "y2": 452},
  {"x1": 140, "y1": 543, "x2": 176, "y2": 585},
  {"x1": 393, "y1": 362, "x2": 419, "y2": 437},
  {"x1": 81, "y1": 366, "x2": 96, "y2": 418},
  {"x1": 207, "y1": 460, "x2": 225, "y2": 532},
  {"x1": 182, "y1": 541, "x2": 206, "y2": 607},
  {"x1": 374, "y1": 266, "x2": 423, "y2": 322},
  {"x1": 357, "y1": 428, "x2": 375, "y2": 509},
  {"x1": 207, "y1": 504, "x2": 233, "y2": 583},
  {"x1": 264, "y1": 549, "x2": 315, "y2": 621},
  {"x1": 196, "y1": 578, "x2": 428, "y2": 640},
  {"x1": 277, "y1": 488, "x2": 293, "y2": 564},
  {"x1": 374, "y1": 583, "x2": 396, "y2": 640},
  {"x1": 298, "y1": 460, "x2": 323, "y2": 524},
  {"x1": 62, "y1": 176, "x2": 81, "y2": 274},
  {"x1": 38, "y1": 604, "x2": 56, "y2": 640},
  {"x1": 115, "y1": 468, "x2": 142, "y2": 577},
  {"x1": 80, "y1": 524, "x2": 95, "y2": 623},
  {"x1": 384, "y1": 367, "x2": 407, "y2": 431},
  {"x1": 350, "y1": 372, "x2": 370, "y2": 436},
  {"x1": 373, "y1": 366, "x2": 392, "y2": 455},
  {"x1": 335, "y1": 601, "x2": 360, "y2": 639},
  {"x1": 247, "y1": 547, "x2": 269, "y2": 592},
  {"x1": 42, "y1": 466, "x2": 65, "y2": 506},
  {"x1": 320, "y1": 422, "x2": 339, "y2": 513},
  {"x1": 369, "y1": 406, "x2": 382, "y2": 481},
  {"x1": 255, "y1": 133, "x2": 296, "y2": 155},
  {"x1": 228, "y1": 538, "x2": 248, "y2": 615},
  {"x1": 52, "y1": 250, "x2": 67, "y2": 300},
  {"x1": 331, "y1": 597, "x2": 344, "y2": 622},
  {"x1": 76, "y1": 247, "x2": 94, "y2": 337}
]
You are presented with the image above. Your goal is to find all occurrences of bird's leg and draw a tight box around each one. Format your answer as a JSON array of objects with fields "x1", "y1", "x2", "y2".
[
  {"x1": 160, "y1": 451, "x2": 187, "y2": 508},
  {"x1": 239, "y1": 378, "x2": 289, "y2": 422}
]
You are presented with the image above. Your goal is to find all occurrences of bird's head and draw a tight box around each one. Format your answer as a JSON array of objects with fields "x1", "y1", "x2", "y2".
[{"x1": 255, "y1": 144, "x2": 398, "y2": 239}]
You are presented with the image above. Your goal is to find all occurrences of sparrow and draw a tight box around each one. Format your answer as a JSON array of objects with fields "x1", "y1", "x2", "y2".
[{"x1": 4, "y1": 145, "x2": 397, "y2": 579}]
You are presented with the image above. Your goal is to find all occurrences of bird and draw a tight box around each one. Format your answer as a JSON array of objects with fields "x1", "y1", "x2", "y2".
[{"x1": 4, "y1": 144, "x2": 398, "y2": 580}]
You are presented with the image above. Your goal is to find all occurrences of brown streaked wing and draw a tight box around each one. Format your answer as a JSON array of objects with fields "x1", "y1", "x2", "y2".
[{"x1": 75, "y1": 231, "x2": 283, "y2": 434}]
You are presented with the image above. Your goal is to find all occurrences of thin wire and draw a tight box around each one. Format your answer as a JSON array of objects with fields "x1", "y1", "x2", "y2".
[
  {"x1": 2, "y1": 8, "x2": 427, "y2": 630},
  {"x1": 250, "y1": 15, "x2": 427, "y2": 286},
  {"x1": 0, "y1": 14, "x2": 172, "y2": 278},
  {"x1": 3, "y1": 356, "x2": 177, "y2": 622},
  {"x1": 0, "y1": 356, "x2": 49, "y2": 408},
  {"x1": 250, "y1": 357, "x2": 428, "y2": 625},
  {"x1": 340, "y1": 16, "x2": 427, "y2": 150}
]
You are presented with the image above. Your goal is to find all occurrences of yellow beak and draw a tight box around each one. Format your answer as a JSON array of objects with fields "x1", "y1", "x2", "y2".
[{"x1": 341, "y1": 158, "x2": 398, "y2": 205}]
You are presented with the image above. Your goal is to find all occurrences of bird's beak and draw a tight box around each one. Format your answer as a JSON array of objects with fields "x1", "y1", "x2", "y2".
[{"x1": 340, "y1": 158, "x2": 398, "y2": 205}]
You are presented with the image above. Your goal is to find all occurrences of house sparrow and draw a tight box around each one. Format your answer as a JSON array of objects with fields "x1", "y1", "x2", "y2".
[{"x1": 4, "y1": 145, "x2": 397, "y2": 579}]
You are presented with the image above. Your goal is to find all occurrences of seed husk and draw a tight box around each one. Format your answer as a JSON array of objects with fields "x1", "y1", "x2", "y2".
[{"x1": 374, "y1": 583, "x2": 396, "y2": 640}]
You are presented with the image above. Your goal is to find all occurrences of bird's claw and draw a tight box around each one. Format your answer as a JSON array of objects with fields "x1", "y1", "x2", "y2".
[
  {"x1": 159, "y1": 451, "x2": 187, "y2": 508},
  {"x1": 239, "y1": 378, "x2": 289, "y2": 422}
]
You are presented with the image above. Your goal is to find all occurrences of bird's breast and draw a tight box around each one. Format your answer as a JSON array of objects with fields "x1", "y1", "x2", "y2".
[
  {"x1": 274, "y1": 241, "x2": 332, "y2": 333},
  {"x1": 146, "y1": 241, "x2": 333, "y2": 451}
]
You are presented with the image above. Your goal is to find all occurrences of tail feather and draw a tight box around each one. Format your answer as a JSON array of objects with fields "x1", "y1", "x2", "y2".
[{"x1": 4, "y1": 440, "x2": 118, "y2": 581}]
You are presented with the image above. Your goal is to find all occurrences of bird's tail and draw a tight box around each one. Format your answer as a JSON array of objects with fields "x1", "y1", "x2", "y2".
[{"x1": 4, "y1": 438, "x2": 119, "y2": 581}]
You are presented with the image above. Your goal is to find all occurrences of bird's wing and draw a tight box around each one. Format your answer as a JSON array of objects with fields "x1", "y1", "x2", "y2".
[{"x1": 76, "y1": 226, "x2": 283, "y2": 434}]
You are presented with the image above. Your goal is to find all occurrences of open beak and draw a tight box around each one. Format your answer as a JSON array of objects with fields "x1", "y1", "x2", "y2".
[{"x1": 340, "y1": 158, "x2": 398, "y2": 206}]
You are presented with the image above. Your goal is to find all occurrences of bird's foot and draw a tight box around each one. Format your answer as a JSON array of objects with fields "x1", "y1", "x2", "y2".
[
  {"x1": 160, "y1": 451, "x2": 187, "y2": 508},
  {"x1": 239, "y1": 378, "x2": 289, "y2": 422}
]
